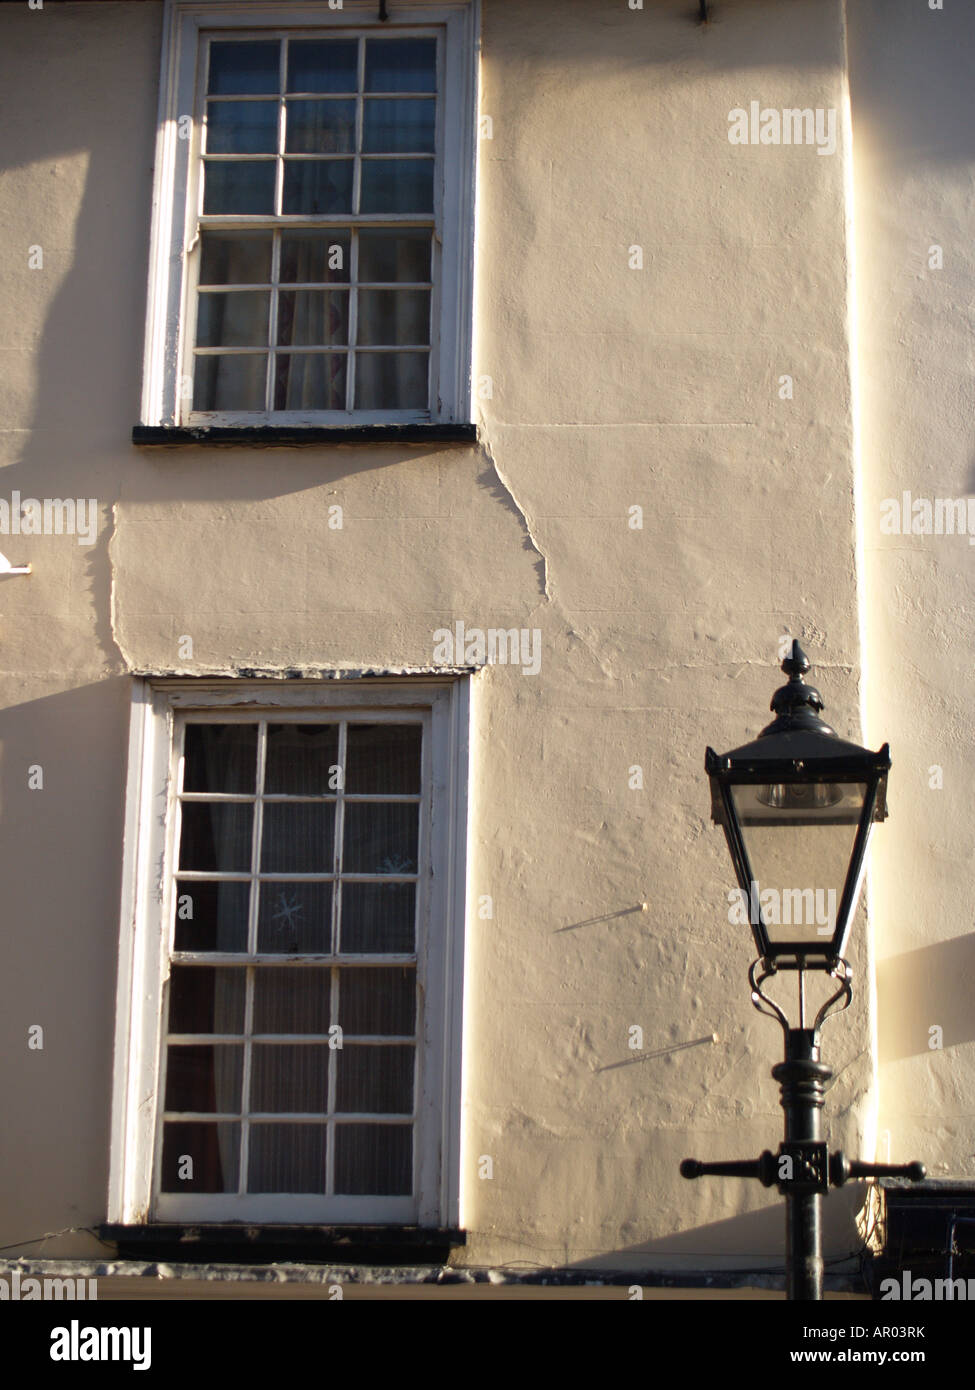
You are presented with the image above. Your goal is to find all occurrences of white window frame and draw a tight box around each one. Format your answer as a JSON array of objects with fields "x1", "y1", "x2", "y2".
[
  {"x1": 108, "y1": 677, "x2": 471, "y2": 1227},
  {"x1": 141, "y1": 0, "x2": 478, "y2": 427}
]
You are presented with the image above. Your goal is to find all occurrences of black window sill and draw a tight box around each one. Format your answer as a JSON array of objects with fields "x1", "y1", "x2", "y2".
[
  {"x1": 99, "y1": 1223, "x2": 466, "y2": 1265},
  {"x1": 132, "y1": 424, "x2": 478, "y2": 448}
]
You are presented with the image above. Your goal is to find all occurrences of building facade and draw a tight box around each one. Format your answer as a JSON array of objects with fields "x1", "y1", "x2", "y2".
[{"x1": 0, "y1": 0, "x2": 972, "y2": 1293}]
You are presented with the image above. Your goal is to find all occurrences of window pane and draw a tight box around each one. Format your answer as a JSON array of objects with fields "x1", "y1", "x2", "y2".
[
  {"x1": 360, "y1": 159, "x2": 434, "y2": 214},
  {"x1": 285, "y1": 99, "x2": 356, "y2": 153},
  {"x1": 340, "y1": 882, "x2": 415, "y2": 954},
  {"x1": 346, "y1": 724, "x2": 422, "y2": 793},
  {"x1": 173, "y1": 879, "x2": 250, "y2": 953},
  {"x1": 265, "y1": 723, "x2": 341, "y2": 793},
  {"x1": 354, "y1": 352, "x2": 428, "y2": 411},
  {"x1": 363, "y1": 98, "x2": 435, "y2": 154},
  {"x1": 197, "y1": 292, "x2": 270, "y2": 348},
  {"x1": 339, "y1": 968, "x2": 416, "y2": 1034},
  {"x1": 206, "y1": 99, "x2": 278, "y2": 154},
  {"x1": 183, "y1": 724, "x2": 257, "y2": 793},
  {"x1": 343, "y1": 803, "x2": 418, "y2": 875},
  {"x1": 250, "y1": 1044, "x2": 330, "y2": 1113},
  {"x1": 165, "y1": 1044, "x2": 243, "y2": 1114},
  {"x1": 358, "y1": 228, "x2": 431, "y2": 284},
  {"x1": 274, "y1": 353, "x2": 347, "y2": 411},
  {"x1": 208, "y1": 40, "x2": 280, "y2": 95},
  {"x1": 277, "y1": 291, "x2": 349, "y2": 347},
  {"x1": 200, "y1": 232, "x2": 273, "y2": 285},
  {"x1": 287, "y1": 38, "x2": 358, "y2": 94},
  {"x1": 203, "y1": 160, "x2": 276, "y2": 215},
  {"x1": 365, "y1": 38, "x2": 436, "y2": 93},
  {"x1": 168, "y1": 966, "x2": 246, "y2": 1035},
  {"x1": 257, "y1": 881, "x2": 333, "y2": 954},
  {"x1": 280, "y1": 230, "x2": 350, "y2": 284},
  {"x1": 261, "y1": 803, "x2": 335, "y2": 873},
  {"x1": 336, "y1": 1046, "x2": 413, "y2": 1113},
  {"x1": 194, "y1": 354, "x2": 268, "y2": 412},
  {"x1": 178, "y1": 802, "x2": 253, "y2": 873},
  {"x1": 357, "y1": 290, "x2": 429, "y2": 346},
  {"x1": 334, "y1": 1124, "x2": 412, "y2": 1194},
  {"x1": 161, "y1": 1122, "x2": 240, "y2": 1192},
  {"x1": 283, "y1": 159, "x2": 353, "y2": 214},
  {"x1": 248, "y1": 1123, "x2": 327, "y2": 1193},
  {"x1": 252, "y1": 967, "x2": 331, "y2": 1033}
]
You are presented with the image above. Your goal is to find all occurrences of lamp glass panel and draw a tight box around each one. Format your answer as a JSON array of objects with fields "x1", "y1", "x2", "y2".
[{"x1": 728, "y1": 780, "x2": 867, "y2": 948}]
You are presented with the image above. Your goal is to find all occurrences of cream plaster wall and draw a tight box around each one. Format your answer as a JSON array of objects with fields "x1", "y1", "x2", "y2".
[
  {"x1": 0, "y1": 0, "x2": 874, "y2": 1270},
  {"x1": 848, "y1": 0, "x2": 975, "y2": 1181}
]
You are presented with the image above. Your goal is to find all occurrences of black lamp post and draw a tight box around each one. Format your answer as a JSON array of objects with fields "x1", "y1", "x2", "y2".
[{"x1": 681, "y1": 641, "x2": 925, "y2": 1300}]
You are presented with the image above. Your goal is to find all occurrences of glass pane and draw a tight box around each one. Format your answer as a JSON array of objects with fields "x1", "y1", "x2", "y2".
[
  {"x1": 248, "y1": 1123, "x2": 327, "y2": 1193},
  {"x1": 730, "y1": 781, "x2": 866, "y2": 949},
  {"x1": 339, "y1": 967, "x2": 416, "y2": 1034},
  {"x1": 334, "y1": 1124, "x2": 411, "y2": 1194},
  {"x1": 183, "y1": 724, "x2": 257, "y2": 793},
  {"x1": 277, "y1": 291, "x2": 349, "y2": 347},
  {"x1": 178, "y1": 802, "x2": 253, "y2": 873},
  {"x1": 165, "y1": 1044, "x2": 243, "y2": 1113},
  {"x1": 173, "y1": 879, "x2": 250, "y2": 953},
  {"x1": 208, "y1": 40, "x2": 280, "y2": 96},
  {"x1": 357, "y1": 290, "x2": 429, "y2": 346},
  {"x1": 287, "y1": 38, "x2": 358, "y2": 94},
  {"x1": 340, "y1": 882, "x2": 415, "y2": 954},
  {"x1": 286, "y1": 99, "x2": 356, "y2": 153},
  {"x1": 250, "y1": 1044, "x2": 330, "y2": 1113},
  {"x1": 360, "y1": 159, "x2": 434, "y2": 214},
  {"x1": 274, "y1": 353, "x2": 347, "y2": 411},
  {"x1": 161, "y1": 1121, "x2": 240, "y2": 1192},
  {"x1": 265, "y1": 723, "x2": 340, "y2": 793},
  {"x1": 365, "y1": 38, "x2": 436, "y2": 93},
  {"x1": 283, "y1": 159, "x2": 353, "y2": 214},
  {"x1": 354, "y1": 352, "x2": 428, "y2": 410},
  {"x1": 363, "y1": 98, "x2": 435, "y2": 153},
  {"x1": 336, "y1": 1046, "x2": 413, "y2": 1113},
  {"x1": 346, "y1": 724, "x2": 421, "y2": 793},
  {"x1": 257, "y1": 881, "x2": 332, "y2": 954},
  {"x1": 343, "y1": 803, "x2": 418, "y2": 875},
  {"x1": 203, "y1": 160, "x2": 276, "y2": 215},
  {"x1": 261, "y1": 803, "x2": 335, "y2": 874},
  {"x1": 206, "y1": 99, "x2": 278, "y2": 154},
  {"x1": 197, "y1": 291, "x2": 270, "y2": 348},
  {"x1": 168, "y1": 966, "x2": 246, "y2": 1035},
  {"x1": 252, "y1": 967, "x2": 331, "y2": 1034},
  {"x1": 200, "y1": 232, "x2": 273, "y2": 285},
  {"x1": 280, "y1": 230, "x2": 350, "y2": 283},
  {"x1": 358, "y1": 228, "x2": 431, "y2": 283},
  {"x1": 193, "y1": 354, "x2": 268, "y2": 412}
]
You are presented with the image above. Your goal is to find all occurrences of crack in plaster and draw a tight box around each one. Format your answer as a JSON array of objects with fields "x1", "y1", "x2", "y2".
[
  {"x1": 480, "y1": 432, "x2": 551, "y2": 603},
  {"x1": 480, "y1": 432, "x2": 622, "y2": 682},
  {"x1": 107, "y1": 500, "x2": 136, "y2": 672}
]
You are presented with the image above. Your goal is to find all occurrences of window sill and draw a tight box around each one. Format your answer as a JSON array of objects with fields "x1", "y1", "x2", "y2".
[
  {"x1": 99, "y1": 1224, "x2": 466, "y2": 1265},
  {"x1": 132, "y1": 424, "x2": 478, "y2": 448}
]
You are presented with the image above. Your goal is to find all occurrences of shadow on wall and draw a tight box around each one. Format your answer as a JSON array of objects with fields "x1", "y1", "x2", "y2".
[
  {"x1": 0, "y1": 678, "x2": 131, "y2": 1254},
  {"x1": 846, "y1": 0, "x2": 975, "y2": 175},
  {"x1": 567, "y1": 1183, "x2": 866, "y2": 1273},
  {"x1": 877, "y1": 935, "x2": 975, "y2": 1062}
]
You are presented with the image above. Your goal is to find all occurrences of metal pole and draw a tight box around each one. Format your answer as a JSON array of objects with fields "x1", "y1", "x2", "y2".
[{"x1": 771, "y1": 1027, "x2": 831, "y2": 1300}]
